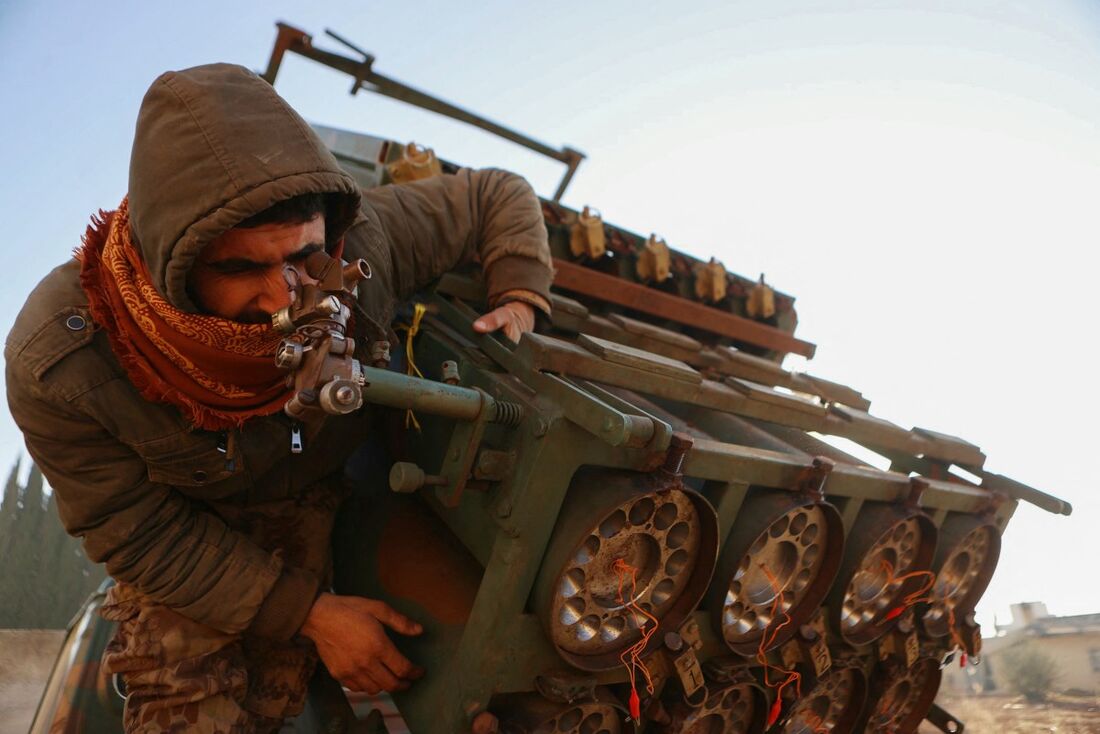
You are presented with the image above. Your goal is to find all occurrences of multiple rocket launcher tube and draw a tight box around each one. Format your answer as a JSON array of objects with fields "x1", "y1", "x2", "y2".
[
  {"x1": 334, "y1": 288, "x2": 1007, "y2": 734},
  {"x1": 522, "y1": 418, "x2": 997, "y2": 734}
]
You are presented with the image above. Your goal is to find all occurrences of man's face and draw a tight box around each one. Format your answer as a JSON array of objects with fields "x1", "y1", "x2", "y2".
[{"x1": 189, "y1": 215, "x2": 326, "y2": 323}]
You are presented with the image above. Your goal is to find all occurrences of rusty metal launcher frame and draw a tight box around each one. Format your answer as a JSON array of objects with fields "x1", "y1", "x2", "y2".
[
  {"x1": 277, "y1": 24, "x2": 1069, "y2": 734},
  {"x1": 26, "y1": 21, "x2": 1072, "y2": 734}
]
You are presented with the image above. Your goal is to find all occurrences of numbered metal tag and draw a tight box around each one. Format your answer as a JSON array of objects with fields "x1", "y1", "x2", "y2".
[
  {"x1": 809, "y1": 635, "x2": 832, "y2": 677},
  {"x1": 673, "y1": 651, "x2": 705, "y2": 699},
  {"x1": 905, "y1": 631, "x2": 920, "y2": 669}
]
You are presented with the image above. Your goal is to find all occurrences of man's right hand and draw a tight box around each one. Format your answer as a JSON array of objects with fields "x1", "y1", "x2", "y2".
[{"x1": 299, "y1": 592, "x2": 426, "y2": 694}]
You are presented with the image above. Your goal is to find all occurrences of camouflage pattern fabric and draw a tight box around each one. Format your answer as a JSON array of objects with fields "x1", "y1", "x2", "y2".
[{"x1": 99, "y1": 479, "x2": 346, "y2": 733}]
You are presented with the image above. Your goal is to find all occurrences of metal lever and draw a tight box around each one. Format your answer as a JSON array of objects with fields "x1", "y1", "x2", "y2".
[
  {"x1": 389, "y1": 462, "x2": 448, "y2": 493},
  {"x1": 324, "y1": 28, "x2": 374, "y2": 63},
  {"x1": 924, "y1": 703, "x2": 965, "y2": 733}
]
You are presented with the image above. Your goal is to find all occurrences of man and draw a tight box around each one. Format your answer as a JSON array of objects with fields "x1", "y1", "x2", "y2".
[{"x1": 6, "y1": 63, "x2": 553, "y2": 732}]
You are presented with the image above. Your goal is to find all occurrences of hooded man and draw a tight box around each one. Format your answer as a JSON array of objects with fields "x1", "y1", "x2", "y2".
[{"x1": 6, "y1": 63, "x2": 554, "y2": 732}]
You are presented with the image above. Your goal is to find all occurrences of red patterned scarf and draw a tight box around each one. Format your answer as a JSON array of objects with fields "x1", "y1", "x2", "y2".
[{"x1": 78, "y1": 198, "x2": 292, "y2": 430}]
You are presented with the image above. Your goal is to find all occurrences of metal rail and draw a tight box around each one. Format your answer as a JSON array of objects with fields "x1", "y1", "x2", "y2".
[
  {"x1": 261, "y1": 22, "x2": 585, "y2": 201},
  {"x1": 552, "y1": 258, "x2": 819, "y2": 358}
]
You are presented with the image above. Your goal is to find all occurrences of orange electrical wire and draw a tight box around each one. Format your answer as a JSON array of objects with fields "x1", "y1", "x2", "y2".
[
  {"x1": 756, "y1": 563, "x2": 801, "y2": 728},
  {"x1": 881, "y1": 559, "x2": 936, "y2": 621},
  {"x1": 613, "y1": 558, "x2": 660, "y2": 720},
  {"x1": 947, "y1": 605, "x2": 970, "y2": 667}
]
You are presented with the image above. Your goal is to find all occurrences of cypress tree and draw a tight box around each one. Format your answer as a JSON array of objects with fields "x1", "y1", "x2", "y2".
[
  {"x1": 0, "y1": 457, "x2": 20, "y2": 559},
  {"x1": 0, "y1": 455, "x2": 104, "y2": 628}
]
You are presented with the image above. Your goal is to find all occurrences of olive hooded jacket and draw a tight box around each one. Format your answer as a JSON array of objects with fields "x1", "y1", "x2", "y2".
[{"x1": 5, "y1": 64, "x2": 553, "y2": 640}]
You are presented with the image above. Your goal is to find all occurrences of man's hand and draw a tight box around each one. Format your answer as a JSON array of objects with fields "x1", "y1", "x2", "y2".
[
  {"x1": 299, "y1": 593, "x2": 425, "y2": 694},
  {"x1": 472, "y1": 301, "x2": 536, "y2": 343}
]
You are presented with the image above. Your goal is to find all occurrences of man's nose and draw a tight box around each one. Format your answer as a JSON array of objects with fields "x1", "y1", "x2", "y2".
[
  {"x1": 255, "y1": 280, "x2": 292, "y2": 318},
  {"x1": 256, "y1": 264, "x2": 316, "y2": 317}
]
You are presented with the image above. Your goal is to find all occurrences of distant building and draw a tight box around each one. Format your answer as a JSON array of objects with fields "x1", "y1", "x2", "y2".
[
  {"x1": 941, "y1": 603, "x2": 1100, "y2": 696},
  {"x1": 994, "y1": 601, "x2": 1050, "y2": 633}
]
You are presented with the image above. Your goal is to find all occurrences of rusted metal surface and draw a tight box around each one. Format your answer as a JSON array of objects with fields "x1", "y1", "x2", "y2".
[
  {"x1": 747, "y1": 420, "x2": 871, "y2": 467},
  {"x1": 491, "y1": 690, "x2": 628, "y2": 734},
  {"x1": 827, "y1": 404, "x2": 927, "y2": 456},
  {"x1": 779, "y1": 665, "x2": 867, "y2": 734},
  {"x1": 521, "y1": 332, "x2": 951, "y2": 460},
  {"x1": 828, "y1": 509, "x2": 938, "y2": 646},
  {"x1": 863, "y1": 657, "x2": 942, "y2": 734},
  {"x1": 724, "y1": 378, "x2": 828, "y2": 418},
  {"x1": 570, "y1": 314, "x2": 719, "y2": 371},
  {"x1": 203, "y1": 39, "x2": 1079, "y2": 732},
  {"x1": 708, "y1": 494, "x2": 843, "y2": 657},
  {"x1": 39, "y1": 24, "x2": 1079, "y2": 734},
  {"x1": 716, "y1": 347, "x2": 792, "y2": 383},
  {"x1": 789, "y1": 373, "x2": 871, "y2": 412},
  {"x1": 552, "y1": 259, "x2": 818, "y2": 358},
  {"x1": 578, "y1": 334, "x2": 702, "y2": 384},
  {"x1": 920, "y1": 519, "x2": 1000, "y2": 640},
  {"x1": 912, "y1": 427, "x2": 985, "y2": 468},
  {"x1": 549, "y1": 292, "x2": 591, "y2": 319},
  {"x1": 273, "y1": 251, "x2": 373, "y2": 419},
  {"x1": 978, "y1": 470, "x2": 1072, "y2": 516},
  {"x1": 606, "y1": 314, "x2": 702, "y2": 353},
  {"x1": 662, "y1": 679, "x2": 764, "y2": 734},
  {"x1": 656, "y1": 401, "x2": 810, "y2": 457},
  {"x1": 532, "y1": 469, "x2": 719, "y2": 672}
]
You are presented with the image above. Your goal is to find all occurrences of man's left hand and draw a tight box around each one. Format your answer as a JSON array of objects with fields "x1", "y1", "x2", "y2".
[{"x1": 472, "y1": 301, "x2": 536, "y2": 343}]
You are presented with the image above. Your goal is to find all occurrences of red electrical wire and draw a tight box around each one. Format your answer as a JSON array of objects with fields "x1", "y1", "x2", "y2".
[
  {"x1": 756, "y1": 563, "x2": 801, "y2": 728},
  {"x1": 881, "y1": 559, "x2": 936, "y2": 621},
  {"x1": 947, "y1": 605, "x2": 970, "y2": 667},
  {"x1": 614, "y1": 557, "x2": 659, "y2": 720}
]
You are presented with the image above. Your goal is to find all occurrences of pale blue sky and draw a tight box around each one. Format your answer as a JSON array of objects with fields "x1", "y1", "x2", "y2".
[{"x1": 1, "y1": 0, "x2": 1097, "y2": 632}]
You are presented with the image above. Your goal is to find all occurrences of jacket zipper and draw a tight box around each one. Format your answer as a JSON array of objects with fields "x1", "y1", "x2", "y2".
[{"x1": 217, "y1": 430, "x2": 238, "y2": 472}]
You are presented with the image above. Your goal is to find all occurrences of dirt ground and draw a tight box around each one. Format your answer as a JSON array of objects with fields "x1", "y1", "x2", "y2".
[
  {"x1": 917, "y1": 692, "x2": 1100, "y2": 734},
  {"x1": 0, "y1": 629, "x2": 65, "y2": 734}
]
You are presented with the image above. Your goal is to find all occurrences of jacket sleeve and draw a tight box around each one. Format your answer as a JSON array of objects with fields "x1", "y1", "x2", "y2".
[
  {"x1": 345, "y1": 168, "x2": 554, "y2": 320},
  {"x1": 5, "y1": 363, "x2": 317, "y2": 640}
]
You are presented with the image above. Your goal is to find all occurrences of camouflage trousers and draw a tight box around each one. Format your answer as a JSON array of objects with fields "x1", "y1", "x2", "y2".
[{"x1": 100, "y1": 480, "x2": 346, "y2": 733}]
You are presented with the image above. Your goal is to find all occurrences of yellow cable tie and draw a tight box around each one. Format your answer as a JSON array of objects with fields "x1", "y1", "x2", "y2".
[{"x1": 400, "y1": 302, "x2": 428, "y2": 431}]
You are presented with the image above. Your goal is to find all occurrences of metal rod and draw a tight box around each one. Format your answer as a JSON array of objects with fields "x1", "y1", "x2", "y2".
[
  {"x1": 361, "y1": 365, "x2": 486, "y2": 422},
  {"x1": 361, "y1": 71, "x2": 566, "y2": 162},
  {"x1": 552, "y1": 149, "x2": 584, "y2": 202},
  {"x1": 978, "y1": 470, "x2": 1072, "y2": 516},
  {"x1": 262, "y1": 22, "x2": 585, "y2": 200},
  {"x1": 323, "y1": 28, "x2": 373, "y2": 61},
  {"x1": 552, "y1": 258, "x2": 818, "y2": 358},
  {"x1": 924, "y1": 702, "x2": 966, "y2": 733}
]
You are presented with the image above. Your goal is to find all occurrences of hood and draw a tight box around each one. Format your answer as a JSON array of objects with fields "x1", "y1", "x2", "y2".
[{"x1": 127, "y1": 63, "x2": 362, "y2": 311}]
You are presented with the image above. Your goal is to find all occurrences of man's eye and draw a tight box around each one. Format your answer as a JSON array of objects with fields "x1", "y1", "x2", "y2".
[
  {"x1": 211, "y1": 263, "x2": 261, "y2": 275},
  {"x1": 287, "y1": 244, "x2": 324, "y2": 263}
]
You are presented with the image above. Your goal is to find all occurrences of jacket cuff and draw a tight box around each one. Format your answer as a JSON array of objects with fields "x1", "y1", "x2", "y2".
[
  {"x1": 484, "y1": 255, "x2": 554, "y2": 311},
  {"x1": 247, "y1": 565, "x2": 321, "y2": 640},
  {"x1": 492, "y1": 289, "x2": 551, "y2": 316}
]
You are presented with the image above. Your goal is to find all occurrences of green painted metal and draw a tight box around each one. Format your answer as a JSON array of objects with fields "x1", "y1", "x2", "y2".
[
  {"x1": 328, "y1": 272, "x2": 1066, "y2": 732},
  {"x1": 40, "y1": 30, "x2": 1074, "y2": 733}
]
